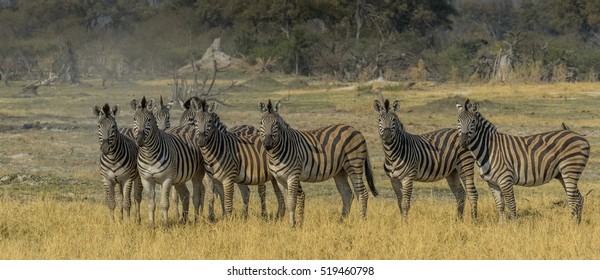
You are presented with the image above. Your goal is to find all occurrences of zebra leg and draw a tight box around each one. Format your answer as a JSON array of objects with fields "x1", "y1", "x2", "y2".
[
  {"x1": 283, "y1": 176, "x2": 300, "y2": 227},
  {"x1": 499, "y1": 180, "x2": 517, "y2": 220},
  {"x1": 142, "y1": 177, "x2": 156, "y2": 228},
  {"x1": 213, "y1": 181, "x2": 225, "y2": 219},
  {"x1": 445, "y1": 171, "x2": 466, "y2": 220},
  {"x1": 487, "y1": 182, "x2": 505, "y2": 221},
  {"x1": 223, "y1": 179, "x2": 236, "y2": 219},
  {"x1": 115, "y1": 183, "x2": 124, "y2": 222},
  {"x1": 296, "y1": 185, "x2": 305, "y2": 227},
  {"x1": 333, "y1": 173, "x2": 354, "y2": 220},
  {"x1": 257, "y1": 184, "x2": 267, "y2": 219},
  {"x1": 103, "y1": 177, "x2": 116, "y2": 222},
  {"x1": 390, "y1": 177, "x2": 403, "y2": 220},
  {"x1": 174, "y1": 184, "x2": 190, "y2": 224},
  {"x1": 171, "y1": 185, "x2": 180, "y2": 223},
  {"x1": 122, "y1": 178, "x2": 134, "y2": 221},
  {"x1": 192, "y1": 173, "x2": 206, "y2": 224},
  {"x1": 400, "y1": 178, "x2": 414, "y2": 221},
  {"x1": 270, "y1": 178, "x2": 286, "y2": 220},
  {"x1": 133, "y1": 176, "x2": 143, "y2": 224},
  {"x1": 159, "y1": 178, "x2": 174, "y2": 228},
  {"x1": 237, "y1": 184, "x2": 251, "y2": 219},
  {"x1": 459, "y1": 168, "x2": 478, "y2": 220},
  {"x1": 348, "y1": 171, "x2": 369, "y2": 220},
  {"x1": 558, "y1": 176, "x2": 584, "y2": 224}
]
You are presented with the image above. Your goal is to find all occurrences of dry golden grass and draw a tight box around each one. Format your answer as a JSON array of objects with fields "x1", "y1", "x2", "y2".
[{"x1": 0, "y1": 77, "x2": 599, "y2": 260}]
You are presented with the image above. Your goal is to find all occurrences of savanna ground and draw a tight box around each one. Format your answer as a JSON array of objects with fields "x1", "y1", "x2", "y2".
[{"x1": 0, "y1": 74, "x2": 599, "y2": 260}]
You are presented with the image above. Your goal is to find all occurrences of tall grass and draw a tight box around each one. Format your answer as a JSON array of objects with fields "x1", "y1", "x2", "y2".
[{"x1": 0, "y1": 78, "x2": 599, "y2": 259}]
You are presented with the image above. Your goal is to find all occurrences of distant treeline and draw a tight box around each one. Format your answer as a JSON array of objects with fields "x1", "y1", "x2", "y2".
[{"x1": 1, "y1": 0, "x2": 600, "y2": 84}]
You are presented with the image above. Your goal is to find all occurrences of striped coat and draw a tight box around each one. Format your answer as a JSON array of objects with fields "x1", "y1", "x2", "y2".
[
  {"x1": 190, "y1": 99, "x2": 285, "y2": 220},
  {"x1": 457, "y1": 99, "x2": 590, "y2": 222},
  {"x1": 259, "y1": 99, "x2": 378, "y2": 227},
  {"x1": 93, "y1": 104, "x2": 143, "y2": 223},
  {"x1": 374, "y1": 98, "x2": 477, "y2": 220},
  {"x1": 131, "y1": 96, "x2": 205, "y2": 227}
]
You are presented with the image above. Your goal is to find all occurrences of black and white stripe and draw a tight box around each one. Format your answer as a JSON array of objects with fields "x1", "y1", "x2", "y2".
[
  {"x1": 457, "y1": 99, "x2": 590, "y2": 222},
  {"x1": 373, "y1": 98, "x2": 477, "y2": 221},
  {"x1": 131, "y1": 96, "x2": 205, "y2": 227},
  {"x1": 259, "y1": 99, "x2": 378, "y2": 227},
  {"x1": 190, "y1": 99, "x2": 286, "y2": 220},
  {"x1": 93, "y1": 104, "x2": 143, "y2": 223}
]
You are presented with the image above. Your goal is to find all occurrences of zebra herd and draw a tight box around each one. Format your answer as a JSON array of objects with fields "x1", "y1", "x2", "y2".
[{"x1": 93, "y1": 95, "x2": 590, "y2": 227}]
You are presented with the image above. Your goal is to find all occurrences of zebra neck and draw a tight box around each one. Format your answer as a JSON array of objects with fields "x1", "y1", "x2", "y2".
[
  {"x1": 104, "y1": 132, "x2": 129, "y2": 161},
  {"x1": 268, "y1": 127, "x2": 298, "y2": 160},
  {"x1": 384, "y1": 131, "x2": 411, "y2": 160},
  {"x1": 469, "y1": 119, "x2": 496, "y2": 173},
  {"x1": 139, "y1": 128, "x2": 165, "y2": 156}
]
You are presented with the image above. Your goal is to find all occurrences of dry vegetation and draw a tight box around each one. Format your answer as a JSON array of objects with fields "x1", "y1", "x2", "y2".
[{"x1": 0, "y1": 76, "x2": 599, "y2": 260}]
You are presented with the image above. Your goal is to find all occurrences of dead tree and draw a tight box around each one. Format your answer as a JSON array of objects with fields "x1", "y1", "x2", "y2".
[
  {"x1": 52, "y1": 41, "x2": 79, "y2": 85},
  {"x1": 20, "y1": 73, "x2": 58, "y2": 96},
  {"x1": 170, "y1": 57, "x2": 236, "y2": 108}
]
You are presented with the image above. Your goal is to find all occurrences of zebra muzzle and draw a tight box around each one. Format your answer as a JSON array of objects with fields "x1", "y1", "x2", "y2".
[
  {"x1": 381, "y1": 128, "x2": 393, "y2": 143},
  {"x1": 100, "y1": 140, "x2": 111, "y2": 155}
]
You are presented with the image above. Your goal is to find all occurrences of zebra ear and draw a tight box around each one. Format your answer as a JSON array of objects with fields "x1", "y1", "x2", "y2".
[
  {"x1": 392, "y1": 100, "x2": 400, "y2": 112},
  {"x1": 208, "y1": 102, "x2": 218, "y2": 113},
  {"x1": 93, "y1": 105, "x2": 102, "y2": 117},
  {"x1": 258, "y1": 101, "x2": 267, "y2": 113},
  {"x1": 166, "y1": 99, "x2": 174, "y2": 110},
  {"x1": 112, "y1": 105, "x2": 120, "y2": 117},
  {"x1": 470, "y1": 102, "x2": 479, "y2": 112},
  {"x1": 130, "y1": 99, "x2": 138, "y2": 110},
  {"x1": 373, "y1": 100, "x2": 383, "y2": 113},
  {"x1": 274, "y1": 101, "x2": 282, "y2": 113},
  {"x1": 456, "y1": 103, "x2": 463, "y2": 112},
  {"x1": 178, "y1": 98, "x2": 186, "y2": 109},
  {"x1": 190, "y1": 97, "x2": 201, "y2": 111}
]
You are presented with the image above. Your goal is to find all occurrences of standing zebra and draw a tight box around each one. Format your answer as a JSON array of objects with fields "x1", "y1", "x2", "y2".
[
  {"x1": 151, "y1": 96, "x2": 173, "y2": 130},
  {"x1": 190, "y1": 98, "x2": 286, "y2": 220},
  {"x1": 179, "y1": 96, "x2": 256, "y2": 219},
  {"x1": 258, "y1": 99, "x2": 378, "y2": 227},
  {"x1": 373, "y1": 98, "x2": 477, "y2": 221},
  {"x1": 93, "y1": 104, "x2": 143, "y2": 223},
  {"x1": 457, "y1": 99, "x2": 590, "y2": 223},
  {"x1": 131, "y1": 96, "x2": 205, "y2": 227}
]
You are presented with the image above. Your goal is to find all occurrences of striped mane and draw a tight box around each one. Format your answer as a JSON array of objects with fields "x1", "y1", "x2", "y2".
[
  {"x1": 102, "y1": 103, "x2": 112, "y2": 117},
  {"x1": 213, "y1": 113, "x2": 228, "y2": 134}
]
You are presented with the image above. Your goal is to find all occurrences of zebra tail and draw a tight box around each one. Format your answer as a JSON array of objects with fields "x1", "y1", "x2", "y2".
[{"x1": 364, "y1": 151, "x2": 378, "y2": 197}]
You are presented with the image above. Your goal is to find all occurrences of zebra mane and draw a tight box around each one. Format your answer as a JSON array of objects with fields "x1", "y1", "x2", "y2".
[
  {"x1": 102, "y1": 103, "x2": 112, "y2": 117},
  {"x1": 141, "y1": 96, "x2": 147, "y2": 108},
  {"x1": 384, "y1": 99, "x2": 390, "y2": 111},
  {"x1": 475, "y1": 111, "x2": 497, "y2": 133},
  {"x1": 212, "y1": 113, "x2": 228, "y2": 134},
  {"x1": 266, "y1": 99, "x2": 275, "y2": 113},
  {"x1": 183, "y1": 96, "x2": 202, "y2": 110}
]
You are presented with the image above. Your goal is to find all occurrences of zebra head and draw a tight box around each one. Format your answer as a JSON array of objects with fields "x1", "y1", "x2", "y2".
[
  {"x1": 190, "y1": 98, "x2": 218, "y2": 147},
  {"x1": 258, "y1": 99, "x2": 282, "y2": 151},
  {"x1": 130, "y1": 96, "x2": 156, "y2": 147},
  {"x1": 456, "y1": 99, "x2": 480, "y2": 148},
  {"x1": 93, "y1": 103, "x2": 120, "y2": 155},
  {"x1": 179, "y1": 96, "x2": 202, "y2": 126},
  {"x1": 373, "y1": 98, "x2": 403, "y2": 144},
  {"x1": 151, "y1": 96, "x2": 172, "y2": 130}
]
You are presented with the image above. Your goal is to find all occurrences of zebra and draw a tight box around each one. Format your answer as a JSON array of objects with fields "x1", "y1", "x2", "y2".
[
  {"x1": 373, "y1": 98, "x2": 477, "y2": 221},
  {"x1": 93, "y1": 103, "x2": 143, "y2": 223},
  {"x1": 456, "y1": 99, "x2": 590, "y2": 223},
  {"x1": 258, "y1": 99, "x2": 378, "y2": 227},
  {"x1": 189, "y1": 98, "x2": 286, "y2": 220},
  {"x1": 178, "y1": 96, "x2": 258, "y2": 220},
  {"x1": 150, "y1": 96, "x2": 173, "y2": 130},
  {"x1": 131, "y1": 96, "x2": 205, "y2": 227}
]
